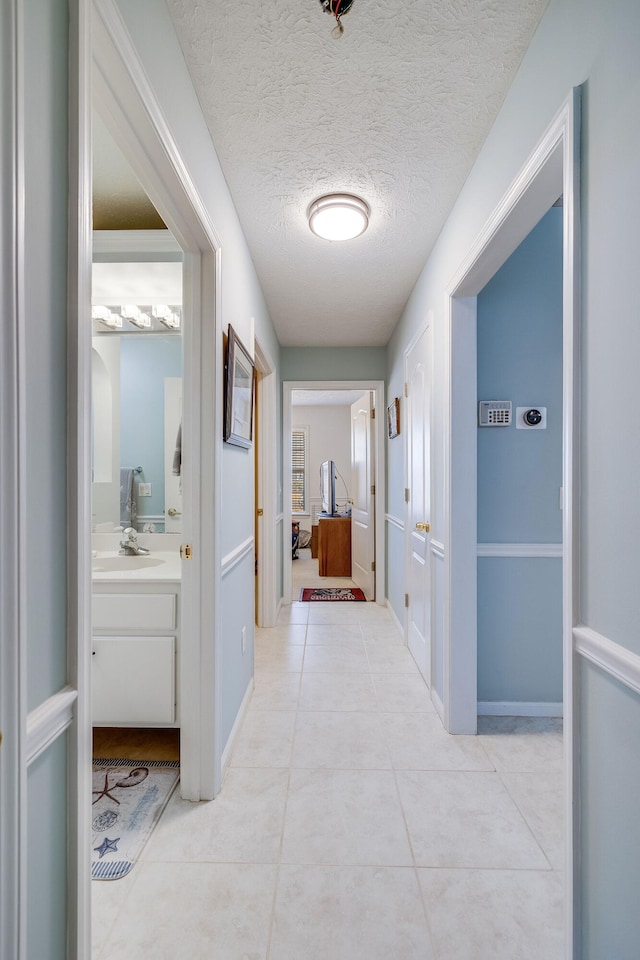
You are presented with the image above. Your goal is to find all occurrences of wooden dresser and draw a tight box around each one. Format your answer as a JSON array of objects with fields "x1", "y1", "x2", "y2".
[{"x1": 318, "y1": 516, "x2": 352, "y2": 577}]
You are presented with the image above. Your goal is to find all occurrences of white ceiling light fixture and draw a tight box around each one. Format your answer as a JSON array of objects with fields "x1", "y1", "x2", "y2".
[{"x1": 307, "y1": 193, "x2": 370, "y2": 242}]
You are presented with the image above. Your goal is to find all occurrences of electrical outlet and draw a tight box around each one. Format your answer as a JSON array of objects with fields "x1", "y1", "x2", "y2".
[
  {"x1": 241, "y1": 626, "x2": 246, "y2": 654},
  {"x1": 138, "y1": 482, "x2": 152, "y2": 497}
]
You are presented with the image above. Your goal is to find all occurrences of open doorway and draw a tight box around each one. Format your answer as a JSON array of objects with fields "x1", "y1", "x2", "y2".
[{"x1": 282, "y1": 381, "x2": 386, "y2": 607}]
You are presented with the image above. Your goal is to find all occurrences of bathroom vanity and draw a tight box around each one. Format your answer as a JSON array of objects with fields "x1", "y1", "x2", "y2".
[{"x1": 91, "y1": 550, "x2": 181, "y2": 726}]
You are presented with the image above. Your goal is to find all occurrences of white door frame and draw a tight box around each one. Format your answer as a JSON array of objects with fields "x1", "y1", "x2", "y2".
[
  {"x1": 93, "y1": 0, "x2": 223, "y2": 804},
  {"x1": 282, "y1": 380, "x2": 386, "y2": 606},
  {"x1": 254, "y1": 338, "x2": 278, "y2": 627},
  {"x1": 444, "y1": 89, "x2": 581, "y2": 956},
  {"x1": 1, "y1": 1, "x2": 92, "y2": 956}
]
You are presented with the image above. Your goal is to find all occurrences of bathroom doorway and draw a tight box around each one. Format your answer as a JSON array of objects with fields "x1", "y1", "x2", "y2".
[{"x1": 91, "y1": 7, "x2": 224, "y2": 806}]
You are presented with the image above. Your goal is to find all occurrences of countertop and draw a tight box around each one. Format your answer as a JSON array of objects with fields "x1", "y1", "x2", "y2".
[{"x1": 91, "y1": 550, "x2": 182, "y2": 583}]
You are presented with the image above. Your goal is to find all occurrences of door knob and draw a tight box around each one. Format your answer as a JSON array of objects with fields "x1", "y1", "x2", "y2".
[
  {"x1": 168, "y1": 507, "x2": 181, "y2": 517},
  {"x1": 415, "y1": 521, "x2": 430, "y2": 532}
]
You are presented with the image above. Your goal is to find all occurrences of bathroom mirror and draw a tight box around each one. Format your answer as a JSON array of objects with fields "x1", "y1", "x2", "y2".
[{"x1": 91, "y1": 238, "x2": 184, "y2": 535}]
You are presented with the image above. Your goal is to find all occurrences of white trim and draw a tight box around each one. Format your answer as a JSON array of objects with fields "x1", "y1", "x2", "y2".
[
  {"x1": 220, "y1": 678, "x2": 254, "y2": 776},
  {"x1": 430, "y1": 539, "x2": 445, "y2": 560},
  {"x1": 0, "y1": 3, "x2": 26, "y2": 954},
  {"x1": 386, "y1": 599, "x2": 405, "y2": 640},
  {"x1": 478, "y1": 700, "x2": 563, "y2": 718},
  {"x1": 92, "y1": 228, "x2": 181, "y2": 257},
  {"x1": 276, "y1": 513, "x2": 284, "y2": 525},
  {"x1": 26, "y1": 689, "x2": 78, "y2": 766},
  {"x1": 67, "y1": 3, "x2": 93, "y2": 956},
  {"x1": 222, "y1": 537, "x2": 255, "y2": 577},
  {"x1": 477, "y1": 542, "x2": 562, "y2": 558},
  {"x1": 283, "y1": 381, "x2": 386, "y2": 608},
  {"x1": 385, "y1": 513, "x2": 404, "y2": 532},
  {"x1": 432, "y1": 686, "x2": 445, "y2": 724},
  {"x1": 254, "y1": 338, "x2": 278, "y2": 627},
  {"x1": 574, "y1": 625, "x2": 640, "y2": 698},
  {"x1": 444, "y1": 89, "x2": 581, "y2": 959}
]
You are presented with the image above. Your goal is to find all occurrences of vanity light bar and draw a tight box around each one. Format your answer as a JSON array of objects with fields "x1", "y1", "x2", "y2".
[
  {"x1": 122, "y1": 304, "x2": 151, "y2": 329},
  {"x1": 152, "y1": 304, "x2": 181, "y2": 330},
  {"x1": 92, "y1": 305, "x2": 122, "y2": 329}
]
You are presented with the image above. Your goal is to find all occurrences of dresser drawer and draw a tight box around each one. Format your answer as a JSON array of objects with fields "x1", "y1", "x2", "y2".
[{"x1": 92, "y1": 593, "x2": 176, "y2": 631}]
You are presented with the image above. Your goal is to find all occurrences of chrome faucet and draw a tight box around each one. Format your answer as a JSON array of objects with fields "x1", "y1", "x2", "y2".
[{"x1": 119, "y1": 527, "x2": 150, "y2": 556}]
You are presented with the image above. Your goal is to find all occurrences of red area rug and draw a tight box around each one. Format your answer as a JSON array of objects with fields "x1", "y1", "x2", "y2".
[{"x1": 300, "y1": 587, "x2": 366, "y2": 602}]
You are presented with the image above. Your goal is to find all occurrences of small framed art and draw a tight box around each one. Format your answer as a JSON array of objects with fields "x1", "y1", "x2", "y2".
[
  {"x1": 224, "y1": 325, "x2": 254, "y2": 448},
  {"x1": 387, "y1": 397, "x2": 400, "y2": 439}
]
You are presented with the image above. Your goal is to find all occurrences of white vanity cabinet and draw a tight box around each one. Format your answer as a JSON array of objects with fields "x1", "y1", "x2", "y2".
[{"x1": 92, "y1": 582, "x2": 180, "y2": 726}]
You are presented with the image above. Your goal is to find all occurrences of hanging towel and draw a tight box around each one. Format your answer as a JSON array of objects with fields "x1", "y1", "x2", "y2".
[
  {"x1": 172, "y1": 422, "x2": 182, "y2": 477},
  {"x1": 120, "y1": 468, "x2": 137, "y2": 528}
]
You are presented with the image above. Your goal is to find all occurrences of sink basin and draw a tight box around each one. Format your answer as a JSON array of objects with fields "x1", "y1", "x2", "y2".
[{"x1": 92, "y1": 555, "x2": 166, "y2": 572}]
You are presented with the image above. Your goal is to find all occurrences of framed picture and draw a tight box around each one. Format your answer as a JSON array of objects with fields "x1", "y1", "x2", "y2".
[
  {"x1": 387, "y1": 397, "x2": 400, "y2": 439},
  {"x1": 224, "y1": 325, "x2": 255, "y2": 448}
]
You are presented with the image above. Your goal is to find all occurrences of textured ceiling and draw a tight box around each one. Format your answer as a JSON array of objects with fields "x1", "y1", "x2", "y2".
[{"x1": 163, "y1": 0, "x2": 548, "y2": 346}]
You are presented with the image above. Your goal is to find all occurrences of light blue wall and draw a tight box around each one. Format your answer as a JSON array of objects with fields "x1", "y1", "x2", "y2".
[
  {"x1": 281, "y1": 346, "x2": 386, "y2": 382},
  {"x1": 221, "y1": 555, "x2": 255, "y2": 745},
  {"x1": 27, "y1": 735, "x2": 67, "y2": 960},
  {"x1": 580, "y1": 663, "x2": 640, "y2": 960},
  {"x1": 24, "y1": 0, "x2": 68, "y2": 713},
  {"x1": 120, "y1": 335, "x2": 182, "y2": 521},
  {"x1": 116, "y1": 0, "x2": 282, "y2": 759},
  {"x1": 385, "y1": 0, "x2": 640, "y2": 949},
  {"x1": 477, "y1": 558, "x2": 563, "y2": 702},
  {"x1": 22, "y1": 1, "x2": 70, "y2": 955},
  {"x1": 477, "y1": 209, "x2": 563, "y2": 544},
  {"x1": 477, "y1": 208, "x2": 563, "y2": 703}
]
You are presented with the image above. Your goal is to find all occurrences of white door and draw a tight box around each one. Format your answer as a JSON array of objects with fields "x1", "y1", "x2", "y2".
[
  {"x1": 350, "y1": 392, "x2": 375, "y2": 599},
  {"x1": 164, "y1": 377, "x2": 183, "y2": 533},
  {"x1": 405, "y1": 326, "x2": 431, "y2": 684}
]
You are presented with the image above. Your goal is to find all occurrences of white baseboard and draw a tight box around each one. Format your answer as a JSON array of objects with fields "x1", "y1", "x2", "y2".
[
  {"x1": 478, "y1": 700, "x2": 563, "y2": 718},
  {"x1": 432, "y1": 687, "x2": 444, "y2": 722},
  {"x1": 220, "y1": 677, "x2": 254, "y2": 777},
  {"x1": 385, "y1": 599, "x2": 405, "y2": 640}
]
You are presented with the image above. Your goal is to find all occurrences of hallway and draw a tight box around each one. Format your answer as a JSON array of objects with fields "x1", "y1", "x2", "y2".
[{"x1": 93, "y1": 598, "x2": 564, "y2": 959}]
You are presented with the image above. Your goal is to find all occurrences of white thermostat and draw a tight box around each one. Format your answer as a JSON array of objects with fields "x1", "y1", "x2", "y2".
[
  {"x1": 478, "y1": 401, "x2": 512, "y2": 426},
  {"x1": 516, "y1": 406, "x2": 547, "y2": 429}
]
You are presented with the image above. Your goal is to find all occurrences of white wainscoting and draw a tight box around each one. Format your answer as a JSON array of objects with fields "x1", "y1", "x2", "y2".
[
  {"x1": 221, "y1": 536, "x2": 254, "y2": 578},
  {"x1": 220, "y1": 677, "x2": 254, "y2": 777},
  {"x1": 385, "y1": 513, "x2": 404, "y2": 532},
  {"x1": 574, "y1": 625, "x2": 640, "y2": 698},
  {"x1": 386, "y1": 599, "x2": 405, "y2": 639},
  {"x1": 26, "y1": 687, "x2": 78, "y2": 766},
  {"x1": 431, "y1": 539, "x2": 445, "y2": 560},
  {"x1": 478, "y1": 700, "x2": 563, "y2": 718},
  {"x1": 477, "y1": 542, "x2": 562, "y2": 558}
]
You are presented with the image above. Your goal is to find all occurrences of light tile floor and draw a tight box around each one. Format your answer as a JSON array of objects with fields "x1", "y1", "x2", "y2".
[{"x1": 93, "y1": 553, "x2": 564, "y2": 959}]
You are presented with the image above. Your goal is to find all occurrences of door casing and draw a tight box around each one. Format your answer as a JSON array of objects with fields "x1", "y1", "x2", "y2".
[
  {"x1": 92, "y1": 0, "x2": 224, "y2": 802},
  {"x1": 444, "y1": 89, "x2": 581, "y2": 957},
  {"x1": 282, "y1": 381, "x2": 386, "y2": 607}
]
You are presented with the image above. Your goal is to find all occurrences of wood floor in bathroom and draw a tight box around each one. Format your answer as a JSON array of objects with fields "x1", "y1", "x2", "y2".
[{"x1": 92, "y1": 727, "x2": 180, "y2": 763}]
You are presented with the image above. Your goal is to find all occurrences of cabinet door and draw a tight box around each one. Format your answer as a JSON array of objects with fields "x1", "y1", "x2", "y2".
[{"x1": 92, "y1": 636, "x2": 175, "y2": 725}]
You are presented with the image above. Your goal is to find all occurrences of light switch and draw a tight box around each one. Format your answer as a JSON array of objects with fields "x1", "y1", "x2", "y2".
[{"x1": 138, "y1": 482, "x2": 152, "y2": 497}]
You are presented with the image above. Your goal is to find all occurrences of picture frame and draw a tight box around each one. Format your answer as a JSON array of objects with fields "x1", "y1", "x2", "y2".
[
  {"x1": 224, "y1": 325, "x2": 255, "y2": 448},
  {"x1": 387, "y1": 397, "x2": 400, "y2": 439}
]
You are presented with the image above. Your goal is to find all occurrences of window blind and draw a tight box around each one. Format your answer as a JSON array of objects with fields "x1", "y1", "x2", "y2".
[{"x1": 291, "y1": 428, "x2": 307, "y2": 512}]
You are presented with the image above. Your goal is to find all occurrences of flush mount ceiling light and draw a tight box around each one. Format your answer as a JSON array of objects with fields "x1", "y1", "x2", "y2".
[{"x1": 307, "y1": 193, "x2": 370, "y2": 242}]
